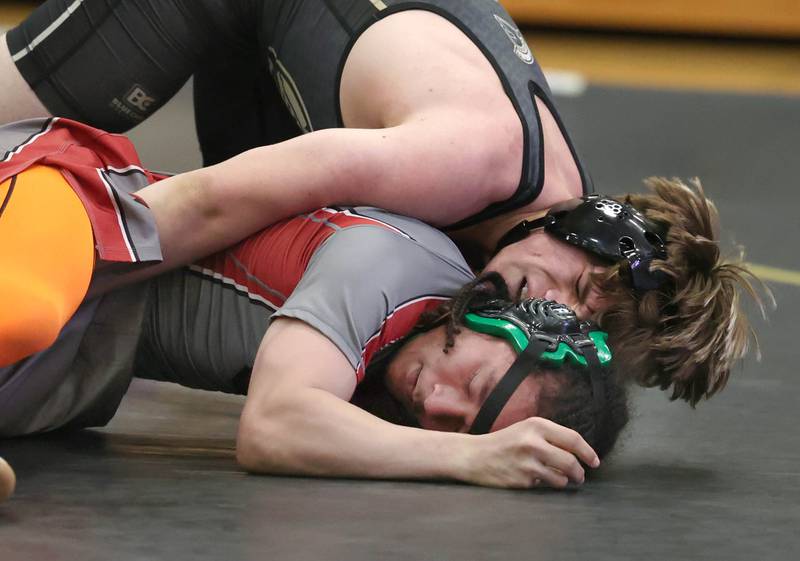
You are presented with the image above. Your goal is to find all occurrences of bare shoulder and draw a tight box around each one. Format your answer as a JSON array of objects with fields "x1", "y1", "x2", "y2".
[
  {"x1": 340, "y1": 10, "x2": 523, "y2": 208},
  {"x1": 341, "y1": 10, "x2": 517, "y2": 129}
]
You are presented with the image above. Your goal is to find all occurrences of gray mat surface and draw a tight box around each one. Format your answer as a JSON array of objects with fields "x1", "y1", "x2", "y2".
[{"x1": 1, "y1": 82, "x2": 798, "y2": 560}]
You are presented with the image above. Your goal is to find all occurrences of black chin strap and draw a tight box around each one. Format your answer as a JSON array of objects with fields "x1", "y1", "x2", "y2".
[
  {"x1": 468, "y1": 338, "x2": 550, "y2": 435},
  {"x1": 468, "y1": 338, "x2": 607, "y2": 436},
  {"x1": 494, "y1": 216, "x2": 549, "y2": 253},
  {"x1": 581, "y1": 344, "x2": 606, "y2": 417}
]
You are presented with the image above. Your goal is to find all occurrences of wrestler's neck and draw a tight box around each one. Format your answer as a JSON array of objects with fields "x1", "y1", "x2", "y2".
[
  {"x1": 448, "y1": 168, "x2": 582, "y2": 269},
  {"x1": 449, "y1": 100, "x2": 585, "y2": 268},
  {"x1": 447, "y1": 208, "x2": 544, "y2": 270}
]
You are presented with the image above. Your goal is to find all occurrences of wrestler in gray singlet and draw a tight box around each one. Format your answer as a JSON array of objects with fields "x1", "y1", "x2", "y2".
[{"x1": 0, "y1": 206, "x2": 474, "y2": 437}]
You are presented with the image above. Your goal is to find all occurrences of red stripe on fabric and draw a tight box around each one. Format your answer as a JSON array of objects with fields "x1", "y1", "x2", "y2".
[
  {"x1": 193, "y1": 212, "x2": 347, "y2": 306},
  {"x1": 322, "y1": 209, "x2": 402, "y2": 233},
  {"x1": 192, "y1": 208, "x2": 404, "y2": 303},
  {"x1": 188, "y1": 206, "x2": 436, "y2": 374},
  {"x1": 355, "y1": 297, "x2": 448, "y2": 382},
  {"x1": 0, "y1": 119, "x2": 160, "y2": 262},
  {"x1": 63, "y1": 167, "x2": 134, "y2": 262}
]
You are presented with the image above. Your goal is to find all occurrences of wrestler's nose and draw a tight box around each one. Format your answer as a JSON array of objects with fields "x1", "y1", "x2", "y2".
[
  {"x1": 422, "y1": 384, "x2": 471, "y2": 432},
  {"x1": 545, "y1": 288, "x2": 592, "y2": 319},
  {"x1": 544, "y1": 288, "x2": 576, "y2": 308}
]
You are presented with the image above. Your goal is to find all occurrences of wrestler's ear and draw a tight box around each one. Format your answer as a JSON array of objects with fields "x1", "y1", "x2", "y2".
[{"x1": 0, "y1": 166, "x2": 94, "y2": 366}]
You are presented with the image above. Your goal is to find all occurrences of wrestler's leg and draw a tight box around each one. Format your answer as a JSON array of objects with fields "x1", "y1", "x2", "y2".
[
  {"x1": 193, "y1": 1, "x2": 286, "y2": 166},
  {"x1": 2, "y1": 0, "x2": 227, "y2": 132},
  {"x1": 0, "y1": 35, "x2": 50, "y2": 124},
  {"x1": 0, "y1": 166, "x2": 94, "y2": 366},
  {"x1": 193, "y1": 47, "x2": 295, "y2": 166}
]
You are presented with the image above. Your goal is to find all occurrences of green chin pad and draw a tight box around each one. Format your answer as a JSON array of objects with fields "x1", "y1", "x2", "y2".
[
  {"x1": 541, "y1": 331, "x2": 612, "y2": 367},
  {"x1": 462, "y1": 313, "x2": 612, "y2": 367}
]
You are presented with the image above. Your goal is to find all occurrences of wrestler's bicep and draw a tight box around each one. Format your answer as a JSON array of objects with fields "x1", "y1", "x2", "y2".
[
  {"x1": 245, "y1": 318, "x2": 357, "y2": 410},
  {"x1": 348, "y1": 114, "x2": 522, "y2": 223},
  {"x1": 211, "y1": 116, "x2": 519, "y2": 228}
]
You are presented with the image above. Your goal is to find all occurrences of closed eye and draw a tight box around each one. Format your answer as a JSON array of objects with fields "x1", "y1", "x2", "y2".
[
  {"x1": 577, "y1": 270, "x2": 590, "y2": 305},
  {"x1": 476, "y1": 370, "x2": 497, "y2": 406},
  {"x1": 467, "y1": 369, "x2": 481, "y2": 398},
  {"x1": 584, "y1": 282, "x2": 606, "y2": 317}
]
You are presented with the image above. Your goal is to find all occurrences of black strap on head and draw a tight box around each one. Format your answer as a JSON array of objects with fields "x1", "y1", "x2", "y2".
[
  {"x1": 494, "y1": 196, "x2": 670, "y2": 295},
  {"x1": 494, "y1": 216, "x2": 548, "y2": 254},
  {"x1": 465, "y1": 298, "x2": 611, "y2": 435},
  {"x1": 468, "y1": 338, "x2": 550, "y2": 435},
  {"x1": 581, "y1": 343, "x2": 606, "y2": 417},
  {"x1": 467, "y1": 336, "x2": 608, "y2": 436}
]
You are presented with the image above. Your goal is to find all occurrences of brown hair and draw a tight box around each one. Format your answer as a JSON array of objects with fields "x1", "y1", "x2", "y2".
[
  {"x1": 536, "y1": 361, "x2": 629, "y2": 461},
  {"x1": 596, "y1": 177, "x2": 768, "y2": 406}
]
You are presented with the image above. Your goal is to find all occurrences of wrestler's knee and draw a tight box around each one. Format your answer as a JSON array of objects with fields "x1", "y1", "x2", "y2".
[
  {"x1": 0, "y1": 166, "x2": 95, "y2": 366},
  {"x1": 0, "y1": 276, "x2": 64, "y2": 366}
]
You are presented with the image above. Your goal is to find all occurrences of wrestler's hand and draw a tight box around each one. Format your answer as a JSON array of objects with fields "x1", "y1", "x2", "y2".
[{"x1": 458, "y1": 417, "x2": 600, "y2": 489}]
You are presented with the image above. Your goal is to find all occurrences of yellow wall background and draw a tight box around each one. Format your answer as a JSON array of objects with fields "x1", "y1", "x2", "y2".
[
  {"x1": 502, "y1": 0, "x2": 800, "y2": 39},
  {"x1": 3, "y1": 1, "x2": 799, "y2": 95}
]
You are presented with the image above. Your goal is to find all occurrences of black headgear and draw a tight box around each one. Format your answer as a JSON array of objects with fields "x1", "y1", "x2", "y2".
[
  {"x1": 464, "y1": 298, "x2": 610, "y2": 435},
  {"x1": 496, "y1": 195, "x2": 669, "y2": 293}
]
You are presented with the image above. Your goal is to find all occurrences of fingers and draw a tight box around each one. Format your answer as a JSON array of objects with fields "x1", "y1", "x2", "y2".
[
  {"x1": 533, "y1": 443, "x2": 585, "y2": 485},
  {"x1": 467, "y1": 418, "x2": 601, "y2": 490},
  {"x1": 0, "y1": 458, "x2": 15, "y2": 503},
  {"x1": 535, "y1": 418, "x2": 600, "y2": 468},
  {"x1": 531, "y1": 464, "x2": 570, "y2": 489}
]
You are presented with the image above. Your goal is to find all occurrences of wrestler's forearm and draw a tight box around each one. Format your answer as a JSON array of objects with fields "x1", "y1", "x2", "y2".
[
  {"x1": 237, "y1": 318, "x2": 471, "y2": 483},
  {"x1": 236, "y1": 387, "x2": 596, "y2": 489},
  {"x1": 237, "y1": 387, "x2": 469, "y2": 482},
  {"x1": 134, "y1": 116, "x2": 517, "y2": 269}
]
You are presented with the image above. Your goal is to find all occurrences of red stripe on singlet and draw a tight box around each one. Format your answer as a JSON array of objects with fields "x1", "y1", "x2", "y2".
[
  {"x1": 192, "y1": 208, "x2": 402, "y2": 309},
  {"x1": 0, "y1": 118, "x2": 162, "y2": 262},
  {"x1": 355, "y1": 296, "x2": 448, "y2": 382},
  {"x1": 190, "y1": 207, "x2": 450, "y2": 381}
]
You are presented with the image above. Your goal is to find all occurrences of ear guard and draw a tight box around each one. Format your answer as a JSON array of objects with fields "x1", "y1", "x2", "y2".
[
  {"x1": 495, "y1": 194, "x2": 669, "y2": 293},
  {"x1": 463, "y1": 299, "x2": 610, "y2": 435}
]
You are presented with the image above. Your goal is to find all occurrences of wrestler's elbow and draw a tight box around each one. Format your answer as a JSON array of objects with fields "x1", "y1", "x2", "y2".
[
  {"x1": 235, "y1": 425, "x2": 259, "y2": 473},
  {"x1": 236, "y1": 392, "x2": 304, "y2": 474},
  {"x1": 236, "y1": 408, "x2": 280, "y2": 473}
]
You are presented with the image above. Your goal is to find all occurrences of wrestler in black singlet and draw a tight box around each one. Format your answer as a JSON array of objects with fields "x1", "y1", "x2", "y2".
[{"x1": 7, "y1": 0, "x2": 592, "y2": 227}]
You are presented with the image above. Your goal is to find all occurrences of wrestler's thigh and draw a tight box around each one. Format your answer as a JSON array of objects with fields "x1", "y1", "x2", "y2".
[
  {"x1": 5, "y1": 0, "x2": 235, "y2": 132},
  {"x1": 0, "y1": 166, "x2": 93, "y2": 366},
  {"x1": 259, "y1": 0, "x2": 376, "y2": 133},
  {"x1": 193, "y1": 47, "x2": 301, "y2": 166},
  {"x1": 0, "y1": 36, "x2": 49, "y2": 124}
]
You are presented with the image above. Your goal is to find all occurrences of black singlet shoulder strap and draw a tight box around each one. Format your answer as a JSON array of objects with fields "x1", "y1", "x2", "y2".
[{"x1": 581, "y1": 343, "x2": 606, "y2": 415}]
